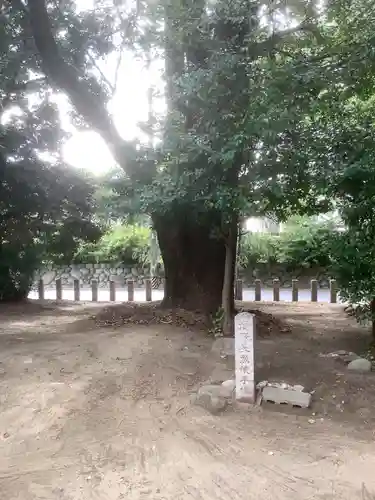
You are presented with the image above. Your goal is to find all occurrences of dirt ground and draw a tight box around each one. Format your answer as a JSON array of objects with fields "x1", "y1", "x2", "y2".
[{"x1": 1, "y1": 300, "x2": 375, "y2": 500}]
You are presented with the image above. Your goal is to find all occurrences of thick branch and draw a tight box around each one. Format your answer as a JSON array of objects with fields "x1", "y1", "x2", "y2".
[
  {"x1": 24, "y1": 0, "x2": 133, "y2": 172},
  {"x1": 252, "y1": 22, "x2": 324, "y2": 57}
]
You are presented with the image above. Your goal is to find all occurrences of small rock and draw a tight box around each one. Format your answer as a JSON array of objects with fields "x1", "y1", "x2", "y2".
[
  {"x1": 194, "y1": 390, "x2": 228, "y2": 415},
  {"x1": 198, "y1": 384, "x2": 233, "y2": 400},
  {"x1": 209, "y1": 396, "x2": 228, "y2": 414},
  {"x1": 320, "y1": 350, "x2": 359, "y2": 364},
  {"x1": 221, "y1": 379, "x2": 236, "y2": 393},
  {"x1": 347, "y1": 358, "x2": 372, "y2": 372},
  {"x1": 194, "y1": 385, "x2": 232, "y2": 414},
  {"x1": 308, "y1": 419, "x2": 316, "y2": 424},
  {"x1": 342, "y1": 352, "x2": 359, "y2": 364}
]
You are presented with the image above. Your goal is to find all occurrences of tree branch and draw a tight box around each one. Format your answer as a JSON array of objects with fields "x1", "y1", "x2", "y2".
[
  {"x1": 23, "y1": 0, "x2": 135, "y2": 174},
  {"x1": 252, "y1": 21, "x2": 324, "y2": 57},
  {"x1": 86, "y1": 51, "x2": 115, "y2": 95}
]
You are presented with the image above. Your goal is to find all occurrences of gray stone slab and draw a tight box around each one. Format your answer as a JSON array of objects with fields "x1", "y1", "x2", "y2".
[
  {"x1": 347, "y1": 358, "x2": 372, "y2": 372},
  {"x1": 262, "y1": 386, "x2": 311, "y2": 408}
]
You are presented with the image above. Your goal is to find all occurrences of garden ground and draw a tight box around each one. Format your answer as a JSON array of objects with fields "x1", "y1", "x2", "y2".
[{"x1": 0, "y1": 300, "x2": 375, "y2": 499}]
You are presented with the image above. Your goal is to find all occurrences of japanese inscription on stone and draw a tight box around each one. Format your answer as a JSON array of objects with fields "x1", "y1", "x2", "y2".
[{"x1": 235, "y1": 312, "x2": 255, "y2": 403}]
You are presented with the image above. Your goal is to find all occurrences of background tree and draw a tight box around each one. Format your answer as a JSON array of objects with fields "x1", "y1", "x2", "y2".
[
  {"x1": 0, "y1": 3, "x2": 101, "y2": 300},
  {"x1": 328, "y1": 96, "x2": 375, "y2": 336},
  {"x1": 0, "y1": 118, "x2": 101, "y2": 301}
]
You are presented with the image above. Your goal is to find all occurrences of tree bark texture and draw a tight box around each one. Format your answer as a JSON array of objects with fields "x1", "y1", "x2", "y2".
[{"x1": 153, "y1": 212, "x2": 226, "y2": 314}]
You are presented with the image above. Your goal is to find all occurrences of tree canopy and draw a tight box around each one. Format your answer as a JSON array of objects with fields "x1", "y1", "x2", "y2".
[{"x1": 2, "y1": 0, "x2": 375, "y2": 327}]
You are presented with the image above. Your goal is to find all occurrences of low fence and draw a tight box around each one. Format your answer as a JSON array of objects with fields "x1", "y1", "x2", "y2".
[
  {"x1": 235, "y1": 278, "x2": 338, "y2": 303},
  {"x1": 35, "y1": 278, "x2": 339, "y2": 304}
]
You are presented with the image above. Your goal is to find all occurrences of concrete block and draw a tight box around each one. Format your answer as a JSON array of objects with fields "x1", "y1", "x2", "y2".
[{"x1": 262, "y1": 386, "x2": 311, "y2": 408}]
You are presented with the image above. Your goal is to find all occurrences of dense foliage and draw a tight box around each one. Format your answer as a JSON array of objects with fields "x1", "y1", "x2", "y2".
[
  {"x1": 0, "y1": 133, "x2": 101, "y2": 300},
  {"x1": 0, "y1": 3, "x2": 102, "y2": 300},
  {"x1": 74, "y1": 224, "x2": 151, "y2": 268},
  {"x1": 239, "y1": 216, "x2": 340, "y2": 272},
  {"x1": 330, "y1": 161, "x2": 375, "y2": 332},
  {"x1": 2, "y1": 0, "x2": 375, "y2": 328},
  {"x1": 71, "y1": 215, "x2": 338, "y2": 275}
]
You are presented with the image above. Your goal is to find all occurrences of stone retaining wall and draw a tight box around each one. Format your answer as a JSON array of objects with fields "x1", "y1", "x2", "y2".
[
  {"x1": 35, "y1": 263, "x2": 331, "y2": 289},
  {"x1": 35, "y1": 263, "x2": 150, "y2": 289}
]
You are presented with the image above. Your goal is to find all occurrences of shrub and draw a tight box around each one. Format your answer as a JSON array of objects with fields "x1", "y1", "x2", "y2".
[
  {"x1": 330, "y1": 227, "x2": 375, "y2": 335},
  {"x1": 238, "y1": 232, "x2": 279, "y2": 269},
  {"x1": 239, "y1": 215, "x2": 339, "y2": 272},
  {"x1": 277, "y1": 216, "x2": 337, "y2": 270},
  {"x1": 74, "y1": 224, "x2": 151, "y2": 268}
]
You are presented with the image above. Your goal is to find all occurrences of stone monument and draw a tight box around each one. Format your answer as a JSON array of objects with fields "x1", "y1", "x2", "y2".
[{"x1": 234, "y1": 312, "x2": 255, "y2": 403}]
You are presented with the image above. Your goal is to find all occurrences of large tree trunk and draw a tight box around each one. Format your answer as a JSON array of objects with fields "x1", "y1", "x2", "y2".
[{"x1": 153, "y1": 212, "x2": 226, "y2": 314}]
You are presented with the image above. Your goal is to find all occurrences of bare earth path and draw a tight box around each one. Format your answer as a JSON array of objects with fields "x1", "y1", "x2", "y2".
[{"x1": 0, "y1": 301, "x2": 375, "y2": 499}]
